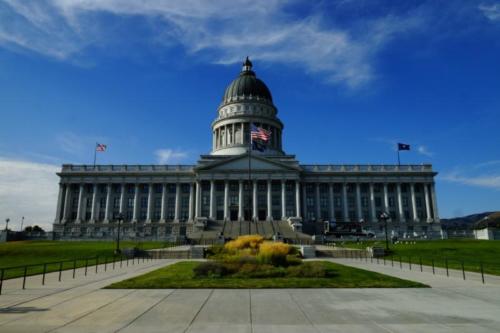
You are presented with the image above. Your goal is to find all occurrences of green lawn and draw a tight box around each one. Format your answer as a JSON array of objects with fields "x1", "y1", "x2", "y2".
[
  {"x1": 106, "y1": 261, "x2": 427, "y2": 289},
  {"x1": 0, "y1": 240, "x2": 167, "y2": 279},
  {"x1": 340, "y1": 239, "x2": 500, "y2": 275}
]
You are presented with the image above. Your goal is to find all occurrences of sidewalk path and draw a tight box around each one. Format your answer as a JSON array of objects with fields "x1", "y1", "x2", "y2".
[{"x1": 0, "y1": 258, "x2": 499, "y2": 332}]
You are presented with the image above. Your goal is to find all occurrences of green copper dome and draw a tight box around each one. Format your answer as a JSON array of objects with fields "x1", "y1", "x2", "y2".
[{"x1": 222, "y1": 57, "x2": 273, "y2": 103}]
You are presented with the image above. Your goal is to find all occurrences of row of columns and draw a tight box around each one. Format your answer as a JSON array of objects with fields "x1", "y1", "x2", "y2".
[
  {"x1": 303, "y1": 182, "x2": 438, "y2": 223},
  {"x1": 56, "y1": 181, "x2": 438, "y2": 224},
  {"x1": 56, "y1": 180, "x2": 302, "y2": 223}
]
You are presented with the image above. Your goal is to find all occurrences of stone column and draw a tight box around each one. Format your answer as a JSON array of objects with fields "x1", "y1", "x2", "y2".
[
  {"x1": 174, "y1": 183, "x2": 180, "y2": 222},
  {"x1": 356, "y1": 183, "x2": 362, "y2": 221},
  {"x1": 76, "y1": 184, "x2": 84, "y2": 223},
  {"x1": 119, "y1": 183, "x2": 125, "y2": 215},
  {"x1": 195, "y1": 181, "x2": 202, "y2": 218},
  {"x1": 369, "y1": 183, "x2": 376, "y2": 222},
  {"x1": 281, "y1": 180, "x2": 286, "y2": 220},
  {"x1": 302, "y1": 184, "x2": 308, "y2": 221},
  {"x1": 424, "y1": 183, "x2": 432, "y2": 222},
  {"x1": 328, "y1": 183, "x2": 334, "y2": 220},
  {"x1": 54, "y1": 184, "x2": 64, "y2": 223},
  {"x1": 189, "y1": 183, "x2": 194, "y2": 221},
  {"x1": 295, "y1": 181, "x2": 301, "y2": 218},
  {"x1": 252, "y1": 180, "x2": 258, "y2": 220},
  {"x1": 224, "y1": 181, "x2": 229, "y2": 220},
  {"x1": 238, "y1": 180, "x2": 244, "y2": 220},
  {"x1": 90, "y1": 184, "x2": 98, "y2": 223},
  {"x1": 315, "y1": 183, "x2": 321, "y2": 220},
  {"x1": 132, "y1": 184, "x2": 139, "y2": 222},
  {"x1": 397, "y1": 183, "x2": 405, "y2": 223},
  {"x1": 383, "y1": 183, "x2": 389, "y2": 213},
  {"x1": 146, "y1": 183, "x2": 153, "y2": 223},
  {"x1": 160, "y1": 184, "x2": 166, "y2": 223},
  {"x1": 209, "y1": 180, "x2": 215, "y2": 219},
  {"x1": 104, "y1": 184, "x2": 112, "y2": 223},
  {"x1": 410, "y1": 183, "x2": 418, "y2": 222},
  {"x1": 431, "y1": 183, "x2": 440, "y2": 222},
  {"x1": 62, "y1": 184, "x2": 71, "y2": 222},
  {"x1": 267, "y1": 180, "x2": 272, "y2": 221},
  {"x1": 342, "y1": 183, "x2": 349, "y2": 222}
]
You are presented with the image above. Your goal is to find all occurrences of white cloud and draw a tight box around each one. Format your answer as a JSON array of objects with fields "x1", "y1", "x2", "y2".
[
  {"x1": 154, "y1": 149, "x2": 188, "y2": 164},
  {"x1": 0, "y1": 157, "x2": 59, "y2": 231},
  {"x1": 417, "y1": 145, "x2": 434, "y2": 157},
  {"x1": 0, "y1": 0, "x2": 426, "y2": 87},
  {"x1": 441, "y1": 172, "x2": 500, "y2": 190},
  {"x1": 479, "y1": 3, "x2": 500, "y2": 21},
  {"x1": 474, "y1": 160, "x2": 500, "y2": 168}
]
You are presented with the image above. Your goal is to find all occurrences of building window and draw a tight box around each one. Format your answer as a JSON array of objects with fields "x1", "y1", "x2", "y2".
[
  {"x1": 114, "y1": 198, "x2": 120, "y2": 209},
  {"x1": 127, "y1": 198, "x2": 134, "y2": 208},
  {"x1": 389, "y1": 197, "x2": 395, "y2": 207},
  {"x1": 362, "y1": 197, "x2": 368, "y2": 207},
  {"x1": 140, "y1": 197, "x2": 148, "y2": 208},
  {"x1": 155, "y1": 198, "x2": 162, "y2": 208},
  {"x1": 100, "y1": 198, "x2": 106, "y2": 208},
  {"x1": 375, "y1": 197, "x2": 382, "y2": 207},
  {"x1": 416, "y1": 197, "x2": 422, "y2": 208}
]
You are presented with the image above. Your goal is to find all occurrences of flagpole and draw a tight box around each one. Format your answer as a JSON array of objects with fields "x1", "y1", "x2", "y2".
[
  {"x1": 93, "y1": 142, "x2": 97, "y2": 168},
  {"x1": 397, "y1": 149, "x2": 400, "y2": 166}
]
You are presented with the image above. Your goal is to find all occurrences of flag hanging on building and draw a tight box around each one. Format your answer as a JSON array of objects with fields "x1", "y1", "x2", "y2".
[
  {"x1": 398, "y1": 143, "x2": 410, "y2": 151},
  {"x1": 251, "y1": 124, "x2": 271, "y2": 142},
  {"x1": 251, "y1": 124, "x2": 271, "y2": 152},
  {"x1": 96, "y1": 143, "x2": 107, "y2": 152}
]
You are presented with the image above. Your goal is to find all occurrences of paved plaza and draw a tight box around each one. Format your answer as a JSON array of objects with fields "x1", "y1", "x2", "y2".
[{"x1": 0, "y1": 259, "x2": 499, "y2": 332}]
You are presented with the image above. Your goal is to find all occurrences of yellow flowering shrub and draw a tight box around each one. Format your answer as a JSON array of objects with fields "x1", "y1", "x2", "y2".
[
  {"x1": 259, "y1": 241, "x2": 291, "y2": 257},
  {"x1": 224, "y1": 235, "x2": 264, "y2": 252}
]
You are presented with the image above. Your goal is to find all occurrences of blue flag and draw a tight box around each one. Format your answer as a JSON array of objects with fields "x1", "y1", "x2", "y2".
[{"x1": 398, "y1": 143, "x2": 410, "y2": 151}]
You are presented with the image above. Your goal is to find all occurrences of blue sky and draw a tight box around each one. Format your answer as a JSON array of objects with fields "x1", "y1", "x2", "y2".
[{"x1": 0, "y1": 0, "x2": 499, "y2": 229}]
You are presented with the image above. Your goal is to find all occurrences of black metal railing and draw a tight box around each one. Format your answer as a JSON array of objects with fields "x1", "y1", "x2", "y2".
[{"x1": 332, "y1": 248, "x2": 500, "y2": 284}]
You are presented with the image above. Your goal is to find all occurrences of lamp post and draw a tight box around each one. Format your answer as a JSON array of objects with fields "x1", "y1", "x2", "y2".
[
  {"x1": 4, "y1": 218, "x2": 9, "y2": 231},
  {"x1": 379, "y1": 212, "x2": 390, "y2": 251},
  {"x1": 115, "y1": 213, "x2": 124, "y2": 255},
  {"x1": 20, "y1": 216, "x2": 24, "y2": 232}
]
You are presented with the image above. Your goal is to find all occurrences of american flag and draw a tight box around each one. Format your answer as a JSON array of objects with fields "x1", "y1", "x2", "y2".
[
  {"x1": 96, "y1": 143, "x2": 107, "y2": 152},
  {"x1": 251, "y1": 124, "x2": 271, "y2": 142}
]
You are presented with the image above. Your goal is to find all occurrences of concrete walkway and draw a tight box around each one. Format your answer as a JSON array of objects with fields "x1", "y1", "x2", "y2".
[{"x1": 0, "y1": 259, "x2": 499, "y2": 332}]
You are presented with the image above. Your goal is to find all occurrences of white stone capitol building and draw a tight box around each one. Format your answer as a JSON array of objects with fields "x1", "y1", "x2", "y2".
[{"x1": 53, "y1": 58, "x2": 441, "y2": 241}]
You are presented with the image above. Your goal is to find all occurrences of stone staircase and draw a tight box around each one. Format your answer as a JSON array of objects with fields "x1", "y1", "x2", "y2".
[{"x1": 189, "y1": 219, "x2": 312, "y2": 244}]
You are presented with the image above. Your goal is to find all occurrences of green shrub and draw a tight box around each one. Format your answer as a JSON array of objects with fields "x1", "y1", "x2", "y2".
[
  {"x1": 285, "y1": 254, "x2": 302, "y2": 266},
  {"x1": 193, "y1": 261, "x2": 228, "y2": 278},
  {"x1": 205, "y1": 244, "x2": 225, "y2": 259}
]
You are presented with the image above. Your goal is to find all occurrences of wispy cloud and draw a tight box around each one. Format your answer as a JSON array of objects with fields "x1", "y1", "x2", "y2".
[
  {"x1": 0, "y1": 157, "x2": 59, "y2": 231},
  {"x1": 0, "y1": 0, "x2": 427, "y2": 88},
  {"x1": 417, "y1": 145, "x2": 434, "y2": 157},
  {"x1": 479, "y1": 3, "x2": 500, "y2": 21},
  {"x1": 55, "y1": 131, "x2": 109, "y2": 161},
  {"x1": 154, "y1": 149, "x2": 188, "y2": 164},
  {"x1": 474, "y1": 160, "x2": 500, "y2": 169},
  {"x1": 441, "y1": 171, "x2": 500, "y2": 190}
]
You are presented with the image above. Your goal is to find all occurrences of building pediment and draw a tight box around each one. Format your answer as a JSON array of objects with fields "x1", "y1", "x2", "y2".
[{"x1": 195, "y1": 154, "x2": 300, "y2": 172}]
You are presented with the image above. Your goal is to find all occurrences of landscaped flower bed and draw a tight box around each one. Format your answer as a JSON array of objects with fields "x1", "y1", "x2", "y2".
[
  {"x1": 197, "y1": 235, "x2": 332, "y2": 279},
  {"x1": 105, "y1": 235, "x2": 427, "y2": 289}
]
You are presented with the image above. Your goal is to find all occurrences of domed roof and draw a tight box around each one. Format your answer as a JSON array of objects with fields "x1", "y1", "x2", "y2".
[{"x1": 222, "y1": 57, "x2": 273, "y2": 103}]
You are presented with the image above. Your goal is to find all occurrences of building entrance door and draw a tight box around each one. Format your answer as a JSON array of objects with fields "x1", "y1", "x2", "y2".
[
  {"x1": 230, "y1": 208, "x2": 238, "y2": 221},
  {"x1": 258, "y1": 209, "x2": 266, "y2": 221}
]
